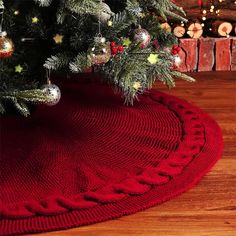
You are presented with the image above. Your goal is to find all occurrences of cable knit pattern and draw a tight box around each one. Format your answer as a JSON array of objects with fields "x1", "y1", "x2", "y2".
[{"x1": 0, "y1": 80, "x2": 223, "y2": 236}]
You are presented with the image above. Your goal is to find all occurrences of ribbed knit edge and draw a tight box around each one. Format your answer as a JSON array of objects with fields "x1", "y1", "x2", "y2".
[{"x1": 0, "y1": 92, "x2": 223, "y2": 236}]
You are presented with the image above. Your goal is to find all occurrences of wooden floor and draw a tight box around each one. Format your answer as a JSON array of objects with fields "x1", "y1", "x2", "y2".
[{"x1": 39, "y1": 72, "x2": 236, "y2": 236}]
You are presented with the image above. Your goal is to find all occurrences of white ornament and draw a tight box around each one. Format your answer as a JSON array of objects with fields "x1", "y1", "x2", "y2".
[{"x1": 41, "y1": 83, "x2": 61, "y2": 106}]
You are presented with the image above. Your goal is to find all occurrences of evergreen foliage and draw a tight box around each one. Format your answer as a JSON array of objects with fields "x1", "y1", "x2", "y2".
[{"x1": 0, "y1": 0, "x2": 195, "y2": 115}]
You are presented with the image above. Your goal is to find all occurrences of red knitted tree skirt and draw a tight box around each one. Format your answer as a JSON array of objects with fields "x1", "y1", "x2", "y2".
[{"x1": 0, "y1": 80, "x2": 223, "y2": 235}]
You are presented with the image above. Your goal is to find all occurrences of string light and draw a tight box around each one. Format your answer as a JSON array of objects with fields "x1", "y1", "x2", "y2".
[{"x1": 14, "y1": 10, "x2": 19, "y2": 15}]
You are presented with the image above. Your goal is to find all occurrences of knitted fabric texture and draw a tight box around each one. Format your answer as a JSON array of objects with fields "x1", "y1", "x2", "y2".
[{"x1": 0, "y1": 80, "x2": 223, "y2": 236}]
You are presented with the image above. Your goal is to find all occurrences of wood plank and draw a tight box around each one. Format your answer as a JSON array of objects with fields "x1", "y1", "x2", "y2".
[
  {"x1": 215, "y1": 39, "x2": 231, "y2": 71},
  {"x1": 38, "y1": 71, "x2": 236, "y2": 236},
  {"x1": 198, "y1": 38, "x2": 215, "y2": 72}
]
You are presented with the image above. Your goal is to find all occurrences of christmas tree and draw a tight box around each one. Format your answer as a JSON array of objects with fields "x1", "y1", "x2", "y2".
[{"x1": 0, "y1": 0, "x2": 195, "y2": 116}]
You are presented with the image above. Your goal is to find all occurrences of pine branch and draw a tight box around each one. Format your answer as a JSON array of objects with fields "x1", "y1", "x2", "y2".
[
  {"x1": 44, "y1": 53, "x2": 72, "y2": 70},
  {"x1": 0, "y1": 89, "x2": 54, "y2": 116},
  {"x1": 0, "y1": 0, "x2": 4, "y2": 9},
  {"x1": 13, "y1": 100, "x2": 31, "y2": 117},
  {"x1": 0, "y1": 101, "x2": 5, "y2": 114},
  {"x1": 171, "y1": 71, "x2": 196, "y2": 82},
  {"x1": 65, "y1": 0, "x2": 100, "y2": 15},
  {"x1": 105, "y1": 11, "x2": 134, "y2": 38},
  {"x1": 34, "y1": 0, "x2": 53, "y2": 7},
  {"x1": 69, "y1": 52, "x2": 91, "y2": 73},
  {"x1": 140, "y1": 0, "x2": 187, "y2": 22}
]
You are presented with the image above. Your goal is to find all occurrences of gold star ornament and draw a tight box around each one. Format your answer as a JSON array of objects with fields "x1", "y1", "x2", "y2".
[
  {"x1": 148, "y1": 54, "x2": 159, "y2": 64},
  {"x1": 107, "y1": 20, "x2": 113, "y2": 27},
  {"x1": 133, "y1": 81, "x2": 141, "y2": 90},
  {"x1": 53, "y1": 34, "x2": 64, "y2": 44},
  {"x1": 123, "y1": 38, "x2": 132, "y2": 47},
  {"x1": 32, "y1": 17, "x2": 39, "y2": 24},
  {"x1": 15, "y1": 65, "x2": 23, "y2": 73}
]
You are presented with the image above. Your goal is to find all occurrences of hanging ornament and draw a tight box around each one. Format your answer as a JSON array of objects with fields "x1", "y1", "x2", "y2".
[
  {"x1": 96, "y1": 2, "x2": 114, "y2": 24},
  {"x1": 0, "y1": 31, "x2": 14, "y2": 58},
  {"x1": 88, "y1": 36, "x2": 111, "y2": 65},
  {"x1": 41, "y1": 82, "x2": 61, "y2": 106},
  {"x1": 32, "y1": 16, "x2": 39, "y2": 24},
  {"x1": 147, "y1": 53, "x2": 159, "y2": 64},
  {"x1": 107, "y1": 20, "x2": 113, "y2": 27},
  {"x1": 133, "y1": 81, "x2": 141, "y2": 90},
  {"x1": 0, "y1": 5, "x2": 14, "y2": 58},
  {"x1": 53, "y1": 34, "x2": 64, "y2": 44},
  {"x1": 123, "y1": 38, "x2": 132, "y2": 48},
  {"x1": 133, "y1": 26, "x2": 151, "y2": 49},
  {"x1": 15, "y1": 64, "x2": 23, "y2": 73},
  {"x1": 41, "y1": 70, "x2": 61, "y2": 106}
]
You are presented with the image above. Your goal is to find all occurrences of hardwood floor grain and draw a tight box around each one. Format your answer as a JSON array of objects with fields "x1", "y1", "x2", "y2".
[{"x1": 38, "y1": 71, "x2": 236, "y2": 236}]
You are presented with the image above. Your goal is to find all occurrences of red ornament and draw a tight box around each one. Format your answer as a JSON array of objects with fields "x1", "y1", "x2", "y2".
[
  {"x1": 172, "y1": 50, "x2": 178, "y2": 55},
  {"x1": 0, "y1": 32, "x2": 14, "y2": 59},
  {"x1": 172, "y1": 45, "x2": 181, "y2": 55},
  {"x1": 111, "y1": 47, "x2": 118, "y2": 55},
  {"x1": 110, "y1": 42, "x2": 116, "y2": 48},
  {"x1": 117, "y1": 45, "x2": 124, "y2": 52}
]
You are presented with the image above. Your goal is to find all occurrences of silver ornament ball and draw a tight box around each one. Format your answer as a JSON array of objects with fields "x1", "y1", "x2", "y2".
[
  {"x1": 133, "y1": 27, "x2": 151, "y2": 48},
  {"x1": 41, "y1": 83, "x2": 61, "y2": 106}
]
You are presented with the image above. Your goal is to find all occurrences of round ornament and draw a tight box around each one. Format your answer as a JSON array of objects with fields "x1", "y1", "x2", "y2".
[
  {"x1": 88, "y1": 37, "x2": 111, "y2": 65},
  {"x1": 0, "y1": 31, "x2": 14, "y2": 58},
  {"x1": 96, "y1": 2, "x2": 114, "y2": 23},
  {"x1": 133, "y1": 27, "x2": 151, "y2": 48},
  {"x1": 41, "y1": 83, "x2": 61, "y2": 106}
]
